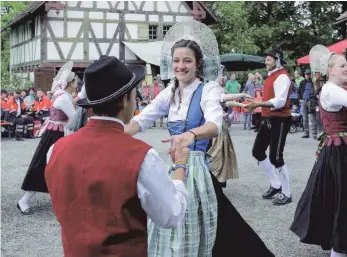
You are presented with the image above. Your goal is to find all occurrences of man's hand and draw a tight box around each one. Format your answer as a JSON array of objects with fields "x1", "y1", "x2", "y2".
[
  {"x1": 245, "y1": 99, "x2": 260, "y2": 112},
  {"x1": 73, "y1": 97, "x2": 79, "y2": 104},
  {"x1": 243, "y1": 93, "x2": 254, "y2": 100}
]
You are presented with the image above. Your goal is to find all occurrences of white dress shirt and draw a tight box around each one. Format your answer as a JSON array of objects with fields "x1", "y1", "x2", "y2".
[
  {"x1": 53, "y1": 90, "x2": 75, "y2": 118},
  {"x1": 46, "y1": 116, "x2": 188, "y2": 229},
  {"x1": 133, "y1": 78, "x2": 224, "y2": 134},
  {"x1": 267, "y1": 67, "x2": 292, "y2": 109},
  {"x1": 320, "y1": 81, "x2": 347, "y2": 111}
]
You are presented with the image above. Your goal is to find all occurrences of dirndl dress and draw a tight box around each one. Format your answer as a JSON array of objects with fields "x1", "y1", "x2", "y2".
[
  {"x1": 148, "y1": 83, "x2": 274, "y2": 257},
  {"x1": 290, "y1": 106, "x2": 347, "y2": 254},
  {"x1": 21, "y1": 92, "x2": 69, "y2": 193}
]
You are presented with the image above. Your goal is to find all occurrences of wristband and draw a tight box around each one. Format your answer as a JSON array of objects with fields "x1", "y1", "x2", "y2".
[
  {"x1": 187, "y1": 130, "x2": 196, "y2": 140},
  {"x1": 172, "y1": 164, "x2": 187, "y2": 171}
]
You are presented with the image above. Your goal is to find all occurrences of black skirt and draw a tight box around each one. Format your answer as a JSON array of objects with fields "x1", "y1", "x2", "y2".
[
  {"x1": 210, "y1": 173, "x2": 275, "y2": 257},
  {"x1": 21, "y1": 129, "x2": 64, "y2": 193},
  {"x1": 290, "y1": 143, "x2": 347, "y2": 254}
]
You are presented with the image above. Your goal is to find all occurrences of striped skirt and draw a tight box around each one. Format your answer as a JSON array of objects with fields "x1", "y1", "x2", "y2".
[{"x1": 148, "y1": 151, "x2": 218, "y2": 257}]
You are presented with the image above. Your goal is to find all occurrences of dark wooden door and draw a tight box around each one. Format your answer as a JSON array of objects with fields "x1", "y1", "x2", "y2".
[{"x1": 34, "y1": 67, "x2": 56, "y2": 92}]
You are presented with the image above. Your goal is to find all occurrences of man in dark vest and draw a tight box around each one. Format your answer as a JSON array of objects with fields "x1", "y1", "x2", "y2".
[
  {"x1": 45, "y1": 56, "x2": 189, "y2": 257},
  {"x1": 245, "y1": 49, "x2": 292, "y2": 206}
]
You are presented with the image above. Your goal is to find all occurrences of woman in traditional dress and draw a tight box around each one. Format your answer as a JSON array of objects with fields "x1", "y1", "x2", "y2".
[
  {"x1": 290, "y1": 45, "x2": 347, "y2": 257},
  {"x1": 125, "y1": 20, "x2": 274, "y2": 257},
  {"x1": 17, "y1": 61, "x2": 77, "y2": 214}
]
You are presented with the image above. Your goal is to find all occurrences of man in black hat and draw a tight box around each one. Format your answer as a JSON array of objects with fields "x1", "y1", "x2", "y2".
[
  {"x1": 245, "y1": 49, "x2": 292, "y2": 205},
  {"x1": 45, "y1": 56, "x2": 189, "y2": 257},
  {"x1": 298, "y1": 69, "x2": 322, "y2": 140}
]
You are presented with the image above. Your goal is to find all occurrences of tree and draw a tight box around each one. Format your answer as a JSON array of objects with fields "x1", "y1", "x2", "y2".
[
  {"x1": 207, "y1": 2, "x2": 259, "y2": 55},
  {"x1": 1, "y1": 1, "x2": 29, "y2": 89}
]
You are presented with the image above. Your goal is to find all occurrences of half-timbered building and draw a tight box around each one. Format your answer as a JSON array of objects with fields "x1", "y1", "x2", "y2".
[{"x1": 2, "y1": 1, "x2": 216, "y2": 92}]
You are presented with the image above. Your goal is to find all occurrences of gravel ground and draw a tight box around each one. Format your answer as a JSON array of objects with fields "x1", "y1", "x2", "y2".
[{"x1": 1, "y1": 122, "x2": 330, "y2": 257}]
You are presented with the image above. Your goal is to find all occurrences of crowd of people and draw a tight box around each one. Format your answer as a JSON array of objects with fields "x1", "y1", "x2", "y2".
[{"x1": 3, "y1": 19, "x2": 347, "y2": 257}]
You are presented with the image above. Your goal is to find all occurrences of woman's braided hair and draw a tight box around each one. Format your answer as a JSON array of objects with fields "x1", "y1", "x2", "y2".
[{"x1": 170, "y1": 39, "x2": 204, "y2": 105}]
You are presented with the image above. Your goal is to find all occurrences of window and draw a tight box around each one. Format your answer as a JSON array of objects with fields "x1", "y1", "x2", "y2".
[
  {"x1": 163, "y1": 25, "x2": 172, "y2": 37},
  {"x1": 149, "y1": 25, "x2": 157, "y2": 40}
]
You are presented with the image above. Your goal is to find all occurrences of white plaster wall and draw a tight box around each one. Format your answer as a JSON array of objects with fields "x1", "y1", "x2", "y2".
[
  {"x1": 128, "y1": 2, "x2": 137, "y2": 11},
  {"x1": 116, "y1": 1, "x2": 124, "y2": 10},
  {"x1": 176, "y1": 16, "x2": 193, "y2": 22},
  {"x1": 106, "y1": 23, "x2": 119, "y2": 39},
  {"x1": 97, "y1": 1, "x2": 109, "y2": 9},
  {"x1": 157, "y1": 1, "x2": 169, "y2": 12},
  {"x1": 49, "y1": 21, "x2": 64, "y2": 38},
  {"x1": 35, "y1": 39, "x2": 41, "y2": 60},
  {"x1": 67, "y1": 21, "x2": 83, "y2": 38},
  {"x1": 80, "y1": 1, "x2": 93, "y2": 8},
  {"x1": 47, "y1": 42, "x2": 61, "y2": 60},
  {"x1": 126, "y1": 24, "x2": 138, "y2": 40},
  {"x1": 67, "y1": 11, "x2": 84, "y2": 19},
  {"x1": 149, "y1": 15, "x2": 159, "y2": 22},
  {"x1": 142, "y1": 1, "x2": 154, "y2": 12},
  {"x1": 125, "y1": 14, "x2": 146, "y2": 21},
  {"x1": 67, "y1": 1, "x2": 78, "y2": 7},
  {"x1": 178, "y1": 2, "x2": 190, "y2": 13},
  {"x1": 109, "y1": 43, "x2": 119, "y2": 58},
  {"x1": 90, "y1": 23, "x2": 104, "y2": 38},
  {"x1": 163, "y1": 15, "x2": 174, "y2": 22},
  {"x1": 59, "y1": 42, "x2": 73, "y2": 59},
  {"x1": 71, "y1": 43, "x2": 83, "y2": 60},
  {"x1": 169, "y1": 2, "x2": 182, "y2": 13},
  {"x1": 133, "y1": 1, "x2": 142, "y2": 10},
  {"x1": 106, "y1": 12, "x2": 119, "y2": 20},
  {"x1": 99, "y1": 43, "x2": 109, "y2": 55},
  {"x1": 89, "y1": 12, "x2": 104, "y2": 19},
  {"x1": 89, "y1": 43, "x2": 100, "y2": 60}
]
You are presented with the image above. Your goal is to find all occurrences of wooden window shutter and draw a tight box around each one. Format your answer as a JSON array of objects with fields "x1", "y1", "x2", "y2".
[{"x1": 138, "y1": 24, "x2": 149, "y2": 40}]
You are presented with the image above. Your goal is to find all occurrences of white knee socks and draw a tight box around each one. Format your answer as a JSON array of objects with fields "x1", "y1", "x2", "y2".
[
  {"x1": 258, "y1": 158, "x2": 281, "y2": 189},
  {"x1": 18, "y1": 191, "x2": 36, "y2": 211},
  {"x1": 278, "y1": 165, "x2": 291, "y2": 198},
  {"x1": 331, "y1": 249, "x2": 347, "y2": 257}
]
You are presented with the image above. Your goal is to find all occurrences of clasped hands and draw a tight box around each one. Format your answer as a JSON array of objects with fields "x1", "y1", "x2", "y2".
[{"x1": 162, "y1": 132, "x2": 193, "y2": 164}]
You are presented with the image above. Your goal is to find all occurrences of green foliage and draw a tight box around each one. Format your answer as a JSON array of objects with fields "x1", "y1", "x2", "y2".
[
  {"x1": 1, "y1": 72, "x2": 33, "y2": 91},
  {"x1": 1, "y1": 1, "x2": 29, "y2": 89},
  {"x1": 207, "y1": 1, "x2": 346, "y2": 72}
]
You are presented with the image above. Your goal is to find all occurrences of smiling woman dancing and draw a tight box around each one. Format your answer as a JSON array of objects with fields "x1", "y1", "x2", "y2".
[{"x1": 125, "y1": 20, "x2": 274, "y2": 257}]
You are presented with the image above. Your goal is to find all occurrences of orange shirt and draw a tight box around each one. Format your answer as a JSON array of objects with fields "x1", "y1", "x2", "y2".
[
  {"x1": 7, "y1": 98, "x2": 25, "y2": 113},
  {"x1": 241, "y1": 101, "x2": 250, "y2": 113},
  {"x1": 254, "y1": 96, "x2": 263, "y2": 113},
  {"x1": 34, "y1": 96, "x2": 52, "y2": 112},
  {"x1": 1, "y1": 99, "x2": 8, "y2": 110}
]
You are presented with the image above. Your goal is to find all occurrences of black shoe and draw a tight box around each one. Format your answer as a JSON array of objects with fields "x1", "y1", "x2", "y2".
[
  {"x1": 262, "y1": 186, "x2": 281, "y2": 199},
  {"x1": 16, "y1": 137, "x2": 24, "y2": 141},
  {"x1": 273, "y1": 193, "x2": 292, "y2": 205},
  {"x1": 301, "y1": 135, "x2": 309, "y2": 138},
  {"x1": 254, "y1": 129, "x2": 258, "y2": 132}
]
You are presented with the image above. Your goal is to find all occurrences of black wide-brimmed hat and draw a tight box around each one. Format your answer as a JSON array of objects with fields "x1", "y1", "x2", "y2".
[
  {"x1": 264, "y1": 48, "x2": 287, "y2": 65},
  {"x1": 77, "y1": 56, "x2": 146, "y2": 108}
]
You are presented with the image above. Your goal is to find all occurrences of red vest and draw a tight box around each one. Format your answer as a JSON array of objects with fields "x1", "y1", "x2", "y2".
[
  {"x1": 45, "y1": 119, "x2": 151, "y2": 257},
  {"x1": 262, "y1": 69, "x2": 291, "y2": 117}
]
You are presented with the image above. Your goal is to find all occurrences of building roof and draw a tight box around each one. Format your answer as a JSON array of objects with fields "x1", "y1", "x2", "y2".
[
  {"x1": 334, "y1": 11, "x2": 347, "y2": 25},
  {"x1": 2, "y1": 1, "x2": 46, "y2": 31},
  {"x1": 2, "y1": 1, "x2": 217, "y2": 31}
]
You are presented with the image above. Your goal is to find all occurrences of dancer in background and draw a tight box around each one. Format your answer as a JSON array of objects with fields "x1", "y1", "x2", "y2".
[
  {"x1": 245, "y1": 49, "x2": 292, "y2": 205},
  {"x1": 17, "y1": 61, "x2": 76, "y2": 214},
  {"x1": 291, "y1": 45, "x2": 347, "y2": 257},
  {"x1": 125, "y1": 20, "x2": 274, "y2": 257}
]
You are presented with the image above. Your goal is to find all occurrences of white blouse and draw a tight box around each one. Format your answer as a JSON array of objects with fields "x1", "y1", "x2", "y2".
[
  {"x1": 320, "y1": 82, "x2": 347, "y2": 112},
  {"x1": 133, "y1": 78, "x2": 224, "y2": 134},
  {"x1": 52, "y1": 90, "x2": 75, "y2": 118},
  {"x1": 47, "y1": 116, "x2": 188, "y2": 229}
]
